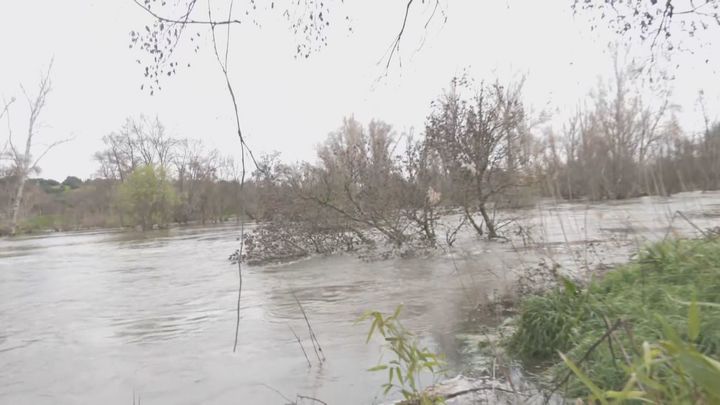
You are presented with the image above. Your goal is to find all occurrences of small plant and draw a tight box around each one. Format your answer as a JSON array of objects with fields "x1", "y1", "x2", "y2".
[
  {"x1": 359, "y1": 305, "x2": 446, "y2": 405},
  {"x1": 509, "y1": 277, "x2": 592, "y2": 361}
]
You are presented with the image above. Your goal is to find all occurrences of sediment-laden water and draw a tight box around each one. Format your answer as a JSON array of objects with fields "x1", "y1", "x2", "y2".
[{"x1": 1, "y1": 191, "x2": 718, "y2": 404}]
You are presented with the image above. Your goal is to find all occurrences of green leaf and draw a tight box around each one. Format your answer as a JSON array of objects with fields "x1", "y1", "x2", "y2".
[
  {"x1": 688, "y1": 298, "x2": 700, "y2": 342},
  {"x1": 605, "y1": 390, "x2": 650, "y2": 402},
  {"x1": 368, "y1": 364, "x2": 388, "y2": 372},
  {"x1": 561, "y1": 276, "x2": 578, "y2": 296},
  {"x1": 676, "y1": 350, "x2": 720, "y2": 400},
  {"x1": 366, "y1": 318, "x2": 378, "y2": 343},
  {"x1": 667, "y1": 294, "x2": 720, "y2": 309}
]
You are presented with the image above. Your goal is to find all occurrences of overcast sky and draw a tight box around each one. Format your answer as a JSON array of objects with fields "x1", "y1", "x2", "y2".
[{"x1": 1, "y1": 0, "x2": 719, "y2": 181}]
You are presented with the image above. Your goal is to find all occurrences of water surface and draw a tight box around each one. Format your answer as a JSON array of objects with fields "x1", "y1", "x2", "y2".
[{"x1": 1, "y1": 191, "x2": 719, "y2": 404}]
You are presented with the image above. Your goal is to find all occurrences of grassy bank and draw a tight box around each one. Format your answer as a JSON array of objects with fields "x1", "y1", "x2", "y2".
[{"x1": 507, "y1": 237, "x2": 720, "y2": 402}]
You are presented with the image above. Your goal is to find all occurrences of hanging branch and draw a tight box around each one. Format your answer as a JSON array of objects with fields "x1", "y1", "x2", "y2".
[
  {"x1": 379, "y1": 0, "x2": 446, "y2": 72},
  {"x1": 206, "y1": 0, "x2": 259, "y2": 353}
]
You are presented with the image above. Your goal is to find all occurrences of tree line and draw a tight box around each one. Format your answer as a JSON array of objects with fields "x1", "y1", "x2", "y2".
[
  {"x1": 1, "y1": 115, "x2": 246, "y2": 233},
  {"x1": 2, "y1": 60, "x2": 719, "y2": 239}
]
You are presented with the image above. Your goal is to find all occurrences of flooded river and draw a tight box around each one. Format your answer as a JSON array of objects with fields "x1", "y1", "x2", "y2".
[{"x1": 1, "y1": 192, "x2": 719, "y2": 404}]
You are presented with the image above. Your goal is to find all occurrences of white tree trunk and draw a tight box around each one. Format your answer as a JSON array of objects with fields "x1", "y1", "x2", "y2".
[
  {"x1": 10, "y1": 174, "x2": 28, "y2": 236},
  {"x1": 7, "y1": 61, "x2": 54, "y2": 236}
]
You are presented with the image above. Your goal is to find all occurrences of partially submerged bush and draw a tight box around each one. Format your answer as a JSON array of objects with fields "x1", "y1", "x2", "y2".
[{"x1": 240, "y1": 221, "x2": 369, "y2": 265}]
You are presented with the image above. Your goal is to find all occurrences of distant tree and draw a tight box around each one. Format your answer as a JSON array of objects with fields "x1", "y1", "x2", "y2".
[
  {"x1": 94, "y1": 115, "x2": 176, "y2": 181},
  {"x1": 117, "y1": 165, "x2": 177, "y2": 230},
  {"x1": 550, "y1": 54, "x2": 672, "y2": 200},
  {"x1": 172, "y1": 139, "x2": 220, "y2": 223},
  {"x1": 62, "y1": 176, "x2": 83, "y2": 190}
]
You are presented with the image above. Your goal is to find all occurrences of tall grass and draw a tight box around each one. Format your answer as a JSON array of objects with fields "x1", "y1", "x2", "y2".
[{"x1": 507, "y1": 238, "x2": 720, "y2": 399}]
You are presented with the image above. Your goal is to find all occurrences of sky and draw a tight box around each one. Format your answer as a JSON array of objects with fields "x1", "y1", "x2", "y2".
[{"x1": 1, "y1": 0, "x2": 719, "y2": 181}]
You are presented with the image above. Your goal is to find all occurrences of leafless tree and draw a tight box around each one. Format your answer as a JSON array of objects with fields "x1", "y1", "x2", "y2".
[
  {"x1": 4, "y1": 61, "x2": 70, "y2": 235},
  {"x1": 426, "y1": 76, "x2": 526, "y2": 239}
]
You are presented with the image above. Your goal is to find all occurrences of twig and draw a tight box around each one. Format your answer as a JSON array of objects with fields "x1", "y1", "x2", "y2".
[
  {"x1": 676, "y1": 210, "x2": 708, "y2": 237},
  {"x1": 260, "y1": 383, "x2": 294, "y2": 404},
  {"x1": 0, "y1": 97, "x2": 14, "y2": 122},
  {"x1": 132, "y1": 0, "x2": 243, "y2": 26},
  {"x1": 296, "y1": 394, "x2": 328, "y2": 404},
  {"x1": 601, "y1": 315, "x2": 618, "y2": 368},
  {"x1": 547, "y1": 319, "x2": 623, "y2": 398},
  {"x1": 292, "y1": 291, "x2": 325, "y2": 363},
  {"x1": 289, "y1": 325, "x2": 312, "y2": 368},
  {"x1": 382, "y1": 0, "x2": 414, "y2": 70}
]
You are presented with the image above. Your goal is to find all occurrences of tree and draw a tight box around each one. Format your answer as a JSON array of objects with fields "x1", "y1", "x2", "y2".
[
  {"x1": 2, "y1": 61, "x2": 69, "y2": 235},
  {"x1": 573, "y1": 0, "x2": 720, "y2": 72},
  {"x1": 94, "y1": 115, "x2": 176, "y2": 181},
  {"x1": 62, "y1": 176, "x2": 83, "y2": 190},
  {"x1": 398, "y1": 133, "x2": 443, "y2": 245},
  {"x1": 549, "y1": 54, "x2": 672, "y2": 200},
  {"x1": 308, "y1": 117, "x2": 413, "y2": 246},
  {"x1": 117, "y1": 165, "x2": 177, "y2": 230},
  {"x1": 426, "y1": 76, "x2": 526, "y2": 239}
]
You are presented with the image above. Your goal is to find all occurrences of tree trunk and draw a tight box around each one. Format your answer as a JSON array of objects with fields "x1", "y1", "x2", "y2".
[
  {"x1": 478, "y1": 203, "x2": 497, "y2": 239},
  {"x1": 463, "y1": 204, "x2": 483, "y2": 236},
  {"x1": 9, "y1": 175, "x2": 28, "y2": 236}
]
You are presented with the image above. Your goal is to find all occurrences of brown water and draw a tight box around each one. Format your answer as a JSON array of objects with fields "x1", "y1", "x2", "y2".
[{"x1": 1, "y1": 191, "x2": 718, "y2": 404}]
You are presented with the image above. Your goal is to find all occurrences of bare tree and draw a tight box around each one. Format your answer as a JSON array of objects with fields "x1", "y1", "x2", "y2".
[
  {"x1": 426, "y1": 76, "x2": 526, "y2": 239},
  {"x1": 5, "y1": 61, "x2": 69, "y2": 235}
]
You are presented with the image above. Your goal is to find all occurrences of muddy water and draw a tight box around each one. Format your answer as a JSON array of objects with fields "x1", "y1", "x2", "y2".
[{"x1": 1, "y1": 191, "x2": 719, "y2": 404}]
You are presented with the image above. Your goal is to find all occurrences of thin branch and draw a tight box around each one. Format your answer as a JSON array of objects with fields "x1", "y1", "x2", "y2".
[
  {"x1": 225, "y1": 0, "x2": 234, "y2": 68},
  {"x1": 288, "y1": 325, "x2": 312, "y2": 368},
  {"x1": 548, "y1": 319, "x2": 623, "y2": 398},
  {"x1": 296, "y1": 394, "x2": 328, "y2": 405},
  {"x1": 31, "y1": 137, "x2": 73, "y2": 169},
  {"x1": 0, "y1": 97, "x2": 14, "y2": 123},
  {"x1": 132, "y1": 0, "x2": 243, "y2": 25},
  {"x1": 292, "y1": 291, "x2": 325, "y2": 363},
  {"x1": 209, "y1": 3, "x2": 245, "y2": 353},
  {"x1": 382, "y1": 0, "x2": 415, "y2": 70},
  {"x1": 259, "y1": 383, "x2": 294, "y2": 404}
]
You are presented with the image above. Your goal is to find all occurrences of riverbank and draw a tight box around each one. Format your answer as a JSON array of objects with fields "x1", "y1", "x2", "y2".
[
  {"x1": 0, "y1": 215, "x2": 248, "y2": 237},
  {"x1": 504, "y1": 235, "x2": 720, "y2": 402}
]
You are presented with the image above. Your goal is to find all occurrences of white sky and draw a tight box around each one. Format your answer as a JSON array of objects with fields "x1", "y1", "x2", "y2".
[{"x1": 1, "y1": 0, "x2": 719, "y2": 181}]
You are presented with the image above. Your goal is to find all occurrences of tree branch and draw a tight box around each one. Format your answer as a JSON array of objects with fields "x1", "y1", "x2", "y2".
[{"x1": 132, "y1": 0, "x2": 243, "y2": 26}]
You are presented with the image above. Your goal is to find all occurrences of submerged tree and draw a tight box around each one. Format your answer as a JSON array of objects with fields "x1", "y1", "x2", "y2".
[{"x1": 426, "y1": 77, "x2": 526, "y2": 239}]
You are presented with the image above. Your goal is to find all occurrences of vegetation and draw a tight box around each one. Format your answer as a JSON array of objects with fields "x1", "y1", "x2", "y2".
[
  {"x1": 117, "y1": 165, "x2": 177, "y2": 230},
  {"x1": 360, "y1": 305, "x2": 446, "y2": 404},
  {"x1": 3, "y1": 61, "x2": 720, "y2": 245},
  {"x1": 508, "y1": 237, "x2": 720, "y2": 401},
  {"x1": 562, "y1": 307, "x2": 720, "y2": 404}
]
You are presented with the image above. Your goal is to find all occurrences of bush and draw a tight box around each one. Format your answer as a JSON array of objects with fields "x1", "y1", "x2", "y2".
[{"x1": 508, "y1": 238, "x2": 720, "y2": 398}]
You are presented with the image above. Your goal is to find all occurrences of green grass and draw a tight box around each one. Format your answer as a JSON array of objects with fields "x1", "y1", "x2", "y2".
[{"x1": 507, "y1": 238, "x2": 720, "y2": 399}]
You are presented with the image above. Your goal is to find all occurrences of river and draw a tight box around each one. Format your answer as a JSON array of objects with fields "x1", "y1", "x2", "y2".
[{"x1": 1, "y1": 191, "x2": 719, "y2": 404}]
